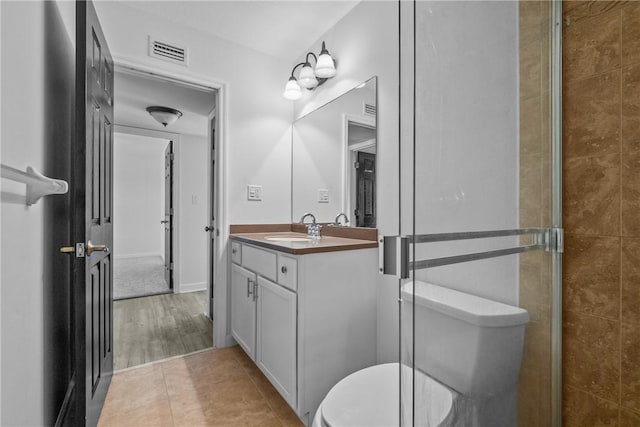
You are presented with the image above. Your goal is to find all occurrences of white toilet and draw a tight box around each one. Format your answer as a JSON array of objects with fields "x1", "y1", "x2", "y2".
[{"x1": 312, "y1": 281, "x2": 529, "y2": 427}]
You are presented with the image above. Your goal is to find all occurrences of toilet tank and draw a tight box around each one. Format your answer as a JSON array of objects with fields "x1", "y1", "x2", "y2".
[{"x1": 401, "y1": 281, "x2": 529, "y2": 397}]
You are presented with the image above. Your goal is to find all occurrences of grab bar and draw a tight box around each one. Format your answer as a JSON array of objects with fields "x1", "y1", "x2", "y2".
[
  {"x1": 1, "y1": 164, "x2": 68, "y2": 205},
  {"x1": 380, "y1": 228, "x2": 562, "y2": 278}
]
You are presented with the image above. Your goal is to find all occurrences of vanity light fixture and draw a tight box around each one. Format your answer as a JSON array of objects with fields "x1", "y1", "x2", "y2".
[
  {"x1": 146, "y1": 106, "x2": 183, "y2": 127},
  {"x1": 283, "y1": 41, "x2": 337, "y2": 101}
]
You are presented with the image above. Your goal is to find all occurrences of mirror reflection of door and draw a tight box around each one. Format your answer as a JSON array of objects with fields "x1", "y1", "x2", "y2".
[
  {"x1": 355, "y1": 151, "x2": 376, "y2": 227},
  {"x1": 347, "y1": 120, "x2": 376, "y2": 227}
]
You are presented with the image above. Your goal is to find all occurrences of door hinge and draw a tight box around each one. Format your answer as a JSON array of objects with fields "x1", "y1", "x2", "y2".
[
  {"x1": 170, "y1": 208, "x2": 174, "y2": 215},
  {"x1": 354, "y1": 161, "x2": 360, "y2": 169},
  {"x1": 169, "y1": 153, "x2": 175, "y2": 161},
  {"x1": 170, "y1": 262, "x2": 174, "y2": 270},
  {"x1": 544, "y1": 227, "x2": 564, "y2": 253}
]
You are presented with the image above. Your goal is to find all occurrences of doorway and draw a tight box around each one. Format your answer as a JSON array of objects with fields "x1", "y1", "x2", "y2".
[
  {"x1": 111, "y1": 67, "x2": 218, "y2": 370},
  {"x1": 113, "y1": 133, "x2": 173, "y2": 300}
]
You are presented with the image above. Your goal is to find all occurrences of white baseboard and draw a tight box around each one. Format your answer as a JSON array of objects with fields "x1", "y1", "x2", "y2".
[
  {"x1": 114, "y1": 252, "x2": 163, "y2": 260},
  {"x1": 178, "y1": 282, "x2": 207, "y2": 293}
]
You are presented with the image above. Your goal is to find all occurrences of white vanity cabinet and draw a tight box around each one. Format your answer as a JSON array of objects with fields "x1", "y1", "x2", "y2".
[
  {"x1": 229, "y1": 238, "x2": 378, "y2": 425},
  {"x1": 256, "y1": 276, "x2": 297, "y2": 407},
  {"x1": 230, "y1": 264, "x2": 257, "y2": 359}
]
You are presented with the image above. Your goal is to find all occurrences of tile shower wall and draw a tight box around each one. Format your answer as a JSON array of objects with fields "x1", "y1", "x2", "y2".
[
  {"x1": 562, "y1": 1, "x2": 640, "y2": 425},
  {"x1": 518, "y1": 1, "x2": 553, "y2": 426}
]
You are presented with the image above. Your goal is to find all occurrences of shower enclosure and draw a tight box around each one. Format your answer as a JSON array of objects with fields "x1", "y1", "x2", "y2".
[{"x1": 383, "y1": 1, "x2": 562, "y2": 425}]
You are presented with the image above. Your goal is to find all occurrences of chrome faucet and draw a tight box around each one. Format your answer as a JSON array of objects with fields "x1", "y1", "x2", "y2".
[
  {"x1": 299, "y1": 213, "x2": 316, "y2": 224},
  {"x1": 299, "y1": 213, "x2": 321, "y2": 239},
  {"x1": 334, "y1": 213, "x2": 350, "y2": 226}
]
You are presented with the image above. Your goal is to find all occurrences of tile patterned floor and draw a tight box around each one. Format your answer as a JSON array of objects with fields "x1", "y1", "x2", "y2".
[{"x1": 99, "y1": 346, "x2": 304, "y2": 427}]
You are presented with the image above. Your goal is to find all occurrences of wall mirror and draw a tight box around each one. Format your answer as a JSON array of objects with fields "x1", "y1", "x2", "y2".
[{"x1": 292, "y1": 76, "x2": 377, "y2": 227}]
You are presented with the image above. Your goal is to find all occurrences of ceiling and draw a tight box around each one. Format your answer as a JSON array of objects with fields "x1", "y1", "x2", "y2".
[
  {"x1": 116, "y1": 1, "x2": 360, "y2": 61},
  {"x1": 114, "y1": 69, "x2": 216, "y2": 136},
  {"x1": 112, "y1": 1, "x2": 361, "y2": 135}
]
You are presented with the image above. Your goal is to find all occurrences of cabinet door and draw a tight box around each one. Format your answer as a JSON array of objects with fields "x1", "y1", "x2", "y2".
[
  {"x1": 231, "y1": 264, "x2": 256, "y2": 359},
  {"x1": 256, "y1": 277, "x2": 297, "y2": 409}
]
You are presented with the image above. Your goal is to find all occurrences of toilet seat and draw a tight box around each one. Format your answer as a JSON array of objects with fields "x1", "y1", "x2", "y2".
[{"x1": 316, "y1": 363, "x2": 453, "y2": 427}]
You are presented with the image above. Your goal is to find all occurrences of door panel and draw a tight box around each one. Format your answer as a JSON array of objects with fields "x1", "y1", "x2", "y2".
[
  {"x1": 208, "y1": 121, "x2": 215, "y2": 319},
  {"x1": 74, "y1": 1, "x2": 114, "y2": 425},
  {"x1": 256, "y1": 277, "x2": 297, "y2": 409},
  {"x1": 230, "y1": 264, "x2": 256, "y2": 359}
]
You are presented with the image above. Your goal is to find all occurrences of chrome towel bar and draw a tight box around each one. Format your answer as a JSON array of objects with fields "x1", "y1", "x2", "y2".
[{"x1": 380, "y1": 228, "x2": 562, "y2": 278}]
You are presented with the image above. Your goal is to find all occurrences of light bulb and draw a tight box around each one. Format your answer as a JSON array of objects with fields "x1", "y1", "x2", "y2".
[
  {"x1": 298, "y1": 63, "x2": 318, "y2": 89},
  {"x1": 283, "y1": 77, "x2": 302, "y2": 100},
  {"x1": 315, "y1": 42, "x2": 336, "y2": 78}
]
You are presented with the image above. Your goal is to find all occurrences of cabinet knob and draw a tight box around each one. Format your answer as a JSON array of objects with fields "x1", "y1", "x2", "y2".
[{"x1": 281, "y1": 266, "x2": 287, "y2": 274}]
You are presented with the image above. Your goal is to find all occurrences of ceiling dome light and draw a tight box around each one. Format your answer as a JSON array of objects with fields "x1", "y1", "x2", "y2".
[
  {"x1": 146, "y1": 106, "x2": 183, "y2": 127},
  {"x1": 283, "y1": 77, "x2": 302, "y2": 100},
  {"x1": 315, "y1": 41, "x2": 336, "y2": 78},
  {"x1": 298, "y1": 62, "x2": 318, "y2": 89}
]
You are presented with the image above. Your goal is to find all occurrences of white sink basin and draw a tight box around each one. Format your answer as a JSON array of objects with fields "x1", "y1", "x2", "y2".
[{"x1": 265, "y1": 236, "x2": 312, "y2": 242}]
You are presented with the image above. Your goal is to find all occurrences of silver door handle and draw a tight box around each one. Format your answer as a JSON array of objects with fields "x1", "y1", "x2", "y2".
[
  {"x1": 253, "y1": 281, "x2": 258, "y2": 301},
  {"x1": 161, "y1": 220, "x2": 168, "y2": 224},
  {"x1": 247, "y1": 278, "x2": 253, "y2": 297}
]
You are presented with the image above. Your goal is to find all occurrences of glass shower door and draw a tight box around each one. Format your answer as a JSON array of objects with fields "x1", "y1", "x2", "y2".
[{"x1": 394, "y1": 1, "x2": 562, "y2": 426}]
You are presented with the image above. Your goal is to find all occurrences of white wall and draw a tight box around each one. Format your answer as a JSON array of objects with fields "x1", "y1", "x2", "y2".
[
  {"x1": 177, "y1": 133, "x2": 208, "y2": 291},
  {"x1": 94, "y1": 1, "x2": 293, "y2": 225},
  {"x1": 292, "y1": 0, "x2": 400, "y2": 363},
  {"x1": 113, "y1": 133, "x2": 166, "y2": 258},
  {"x1": 0, "y1": 1, "x2": 75, "y2": 424}
]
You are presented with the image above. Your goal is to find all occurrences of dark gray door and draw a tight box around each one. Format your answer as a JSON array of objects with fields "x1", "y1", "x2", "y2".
[
  {"x1": 355, "y1": 152, "x2": 376, "y2": 227},
  {"x1": 73, "y1": 1, "x2": 114, "y2": 425},
  {"x1": 208, "y1": 121, "x2": 216, "y2": 319},
  {"x1": 164, "y1": 141, "x2": 174, "y2": 288}
]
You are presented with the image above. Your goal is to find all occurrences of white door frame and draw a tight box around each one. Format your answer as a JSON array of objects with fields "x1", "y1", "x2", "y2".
[{"x1": 113, "y1": 57, "x2": 231, "y2": 349}]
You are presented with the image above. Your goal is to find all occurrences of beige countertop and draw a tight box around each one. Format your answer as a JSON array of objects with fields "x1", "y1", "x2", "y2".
[{"x1": 229, "y1": 231, "x2": 378, "y2": 255}]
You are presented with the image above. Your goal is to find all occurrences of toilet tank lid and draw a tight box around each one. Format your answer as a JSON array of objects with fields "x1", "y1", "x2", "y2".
[{"x1": 402, "y1": 281, "x2": 529, "y2": 327}]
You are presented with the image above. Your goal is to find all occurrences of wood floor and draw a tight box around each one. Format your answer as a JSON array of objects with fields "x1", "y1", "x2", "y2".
[
  {"x1": 98, "y1": 346, "x2": 304, "y2": 427},
  {"x1": 114, "y1": 290, "x2": 213, "y2": 370}
]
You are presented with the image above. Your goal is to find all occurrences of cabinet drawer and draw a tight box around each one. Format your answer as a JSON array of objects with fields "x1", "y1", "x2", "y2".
[
  {"x1": 231, "y1": 241, "x2": 242, "y2": 264},
  {"x1": 277, "y1": 254, "x2": 297, "y2": 291},
  {"x1": 242, "y1": 245, "x2": 277, "y2": 281}
]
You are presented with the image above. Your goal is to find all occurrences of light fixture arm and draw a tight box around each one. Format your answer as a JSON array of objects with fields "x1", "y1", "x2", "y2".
[
  {"x1": 304, "y1": 52, "x2": 317, "y2": 65},
  {"x1": 289, "y1": 62, "x2": 307, "y2": 78}
]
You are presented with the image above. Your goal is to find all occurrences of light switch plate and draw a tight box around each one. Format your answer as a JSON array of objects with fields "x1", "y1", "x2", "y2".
[
  {"x1": 247, "y1": 185, "x2": 262, "y2": 201},
  {"x1": 318, "y1": 189, "x2": 329, "y2": 203}
]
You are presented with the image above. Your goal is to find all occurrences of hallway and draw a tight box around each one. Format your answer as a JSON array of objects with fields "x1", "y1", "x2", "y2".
[
  {"x1": 114, "y1": 291, "x2": 212, "y2": 370},
  {"x1": 99, "y1": 346, "x2": 303, "y2": 426}
]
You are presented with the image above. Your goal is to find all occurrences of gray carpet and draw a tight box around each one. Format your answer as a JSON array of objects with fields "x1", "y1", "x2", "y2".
[{"x1": 114, "y1": 256, "x2": 170, "y2": 300}]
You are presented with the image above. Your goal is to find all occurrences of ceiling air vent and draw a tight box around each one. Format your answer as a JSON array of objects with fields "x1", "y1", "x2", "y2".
[
  {"x1": 364, "y1": 103, "x2": 377, "y2": 116},
  {"x1": 148, "y1": 36, "x2": 188, "y2": 66}
]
